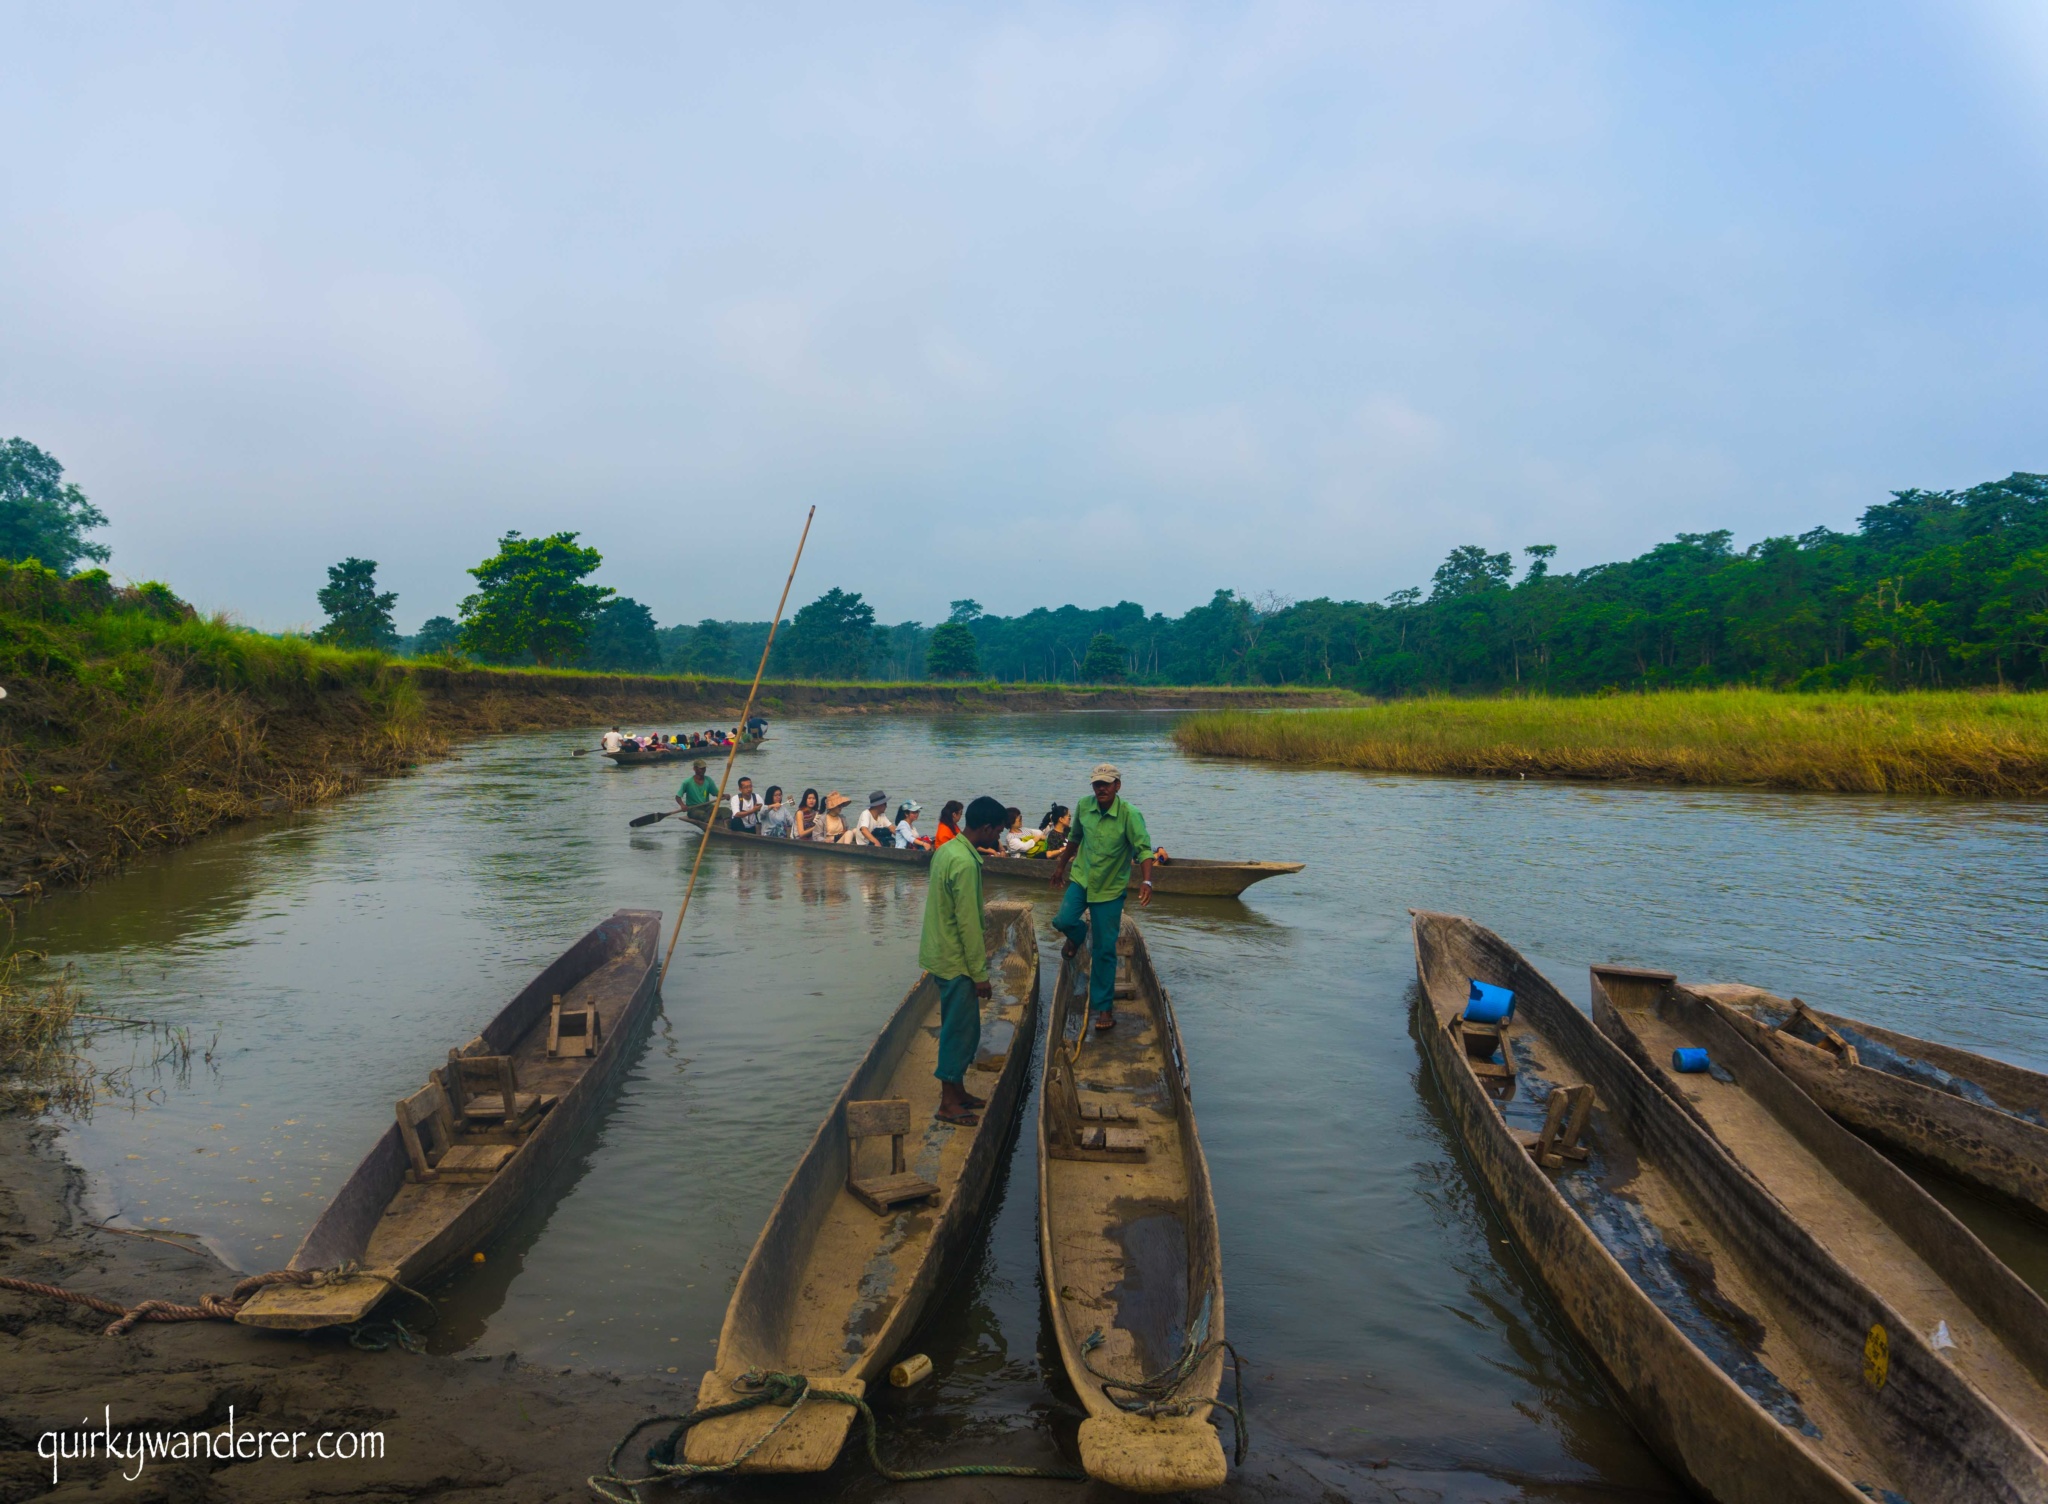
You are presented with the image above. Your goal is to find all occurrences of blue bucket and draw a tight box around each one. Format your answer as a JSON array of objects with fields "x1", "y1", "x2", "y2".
[
  {"x1": 1672, "y1": 1047, "x2": 1711, "y2": 1074},
  {"x1": 1464, "y1": 980, "x2": 1516, "y2": 1025}
]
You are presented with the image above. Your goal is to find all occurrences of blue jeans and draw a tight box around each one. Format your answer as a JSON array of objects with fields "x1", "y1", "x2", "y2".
[
  {"x1": 934, "y1": 974, "x2": 982, "y2": 1085},
  {"x1": 1054, "y1": 882, "x2": 1124, "y2": 1017}
]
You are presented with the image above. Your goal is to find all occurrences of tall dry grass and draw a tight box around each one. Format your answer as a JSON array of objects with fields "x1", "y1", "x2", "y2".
[
  {"x1": 0, "y1": 946, "x2": 88, "y2": 1113},
  {"x1": 1173, "y1": 690, "x2": 2048, "y2": 796}
]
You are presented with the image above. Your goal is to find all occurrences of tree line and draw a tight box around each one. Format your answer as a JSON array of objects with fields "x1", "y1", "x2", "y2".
[{"x1": 6, "y1": 436, "x2": 2044, "y2": 691}]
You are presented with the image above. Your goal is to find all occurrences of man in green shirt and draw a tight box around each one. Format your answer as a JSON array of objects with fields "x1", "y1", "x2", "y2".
[
  {"x1": 1048, "y1": 763, "x2": 1155, "y2": 1030},
  {"x1": 918, "y1": 795, "x2": 1008, "y2": 1126},
  {"x1": 675, "y1": 760, "x2": 720, "y2": 814}
]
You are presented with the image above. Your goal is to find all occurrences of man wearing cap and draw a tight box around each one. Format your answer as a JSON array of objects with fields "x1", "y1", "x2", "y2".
[
  {"x1": 675, "y1": 760, "x2": 720, "y2": 814},
  {"x1": 1048, "y1": 764, "x2": 1156, "y2": 1031},
  {"x1": 919, "y1": 795, "x2": 1009, "y2": 1125},
  {"x1": 852, "y1": 790, "x2": 895, "y2": 846}
]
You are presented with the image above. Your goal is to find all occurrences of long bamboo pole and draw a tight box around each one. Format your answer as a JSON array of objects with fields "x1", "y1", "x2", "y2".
[{"x1": 657, "y1": 506, "x2": 815, "y2": 990}]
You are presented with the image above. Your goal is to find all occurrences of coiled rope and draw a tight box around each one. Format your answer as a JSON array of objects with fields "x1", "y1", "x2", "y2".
[
  {"x1": 1079, "y1": 1327, "x2": 1251, "y2": 1465},
  {"x1": 586, "y1": 1368, "x2": 1086, "y2": 1503},
  {"x1": 0, "y1": 1261, "x2": 434, "y2": 1339}
]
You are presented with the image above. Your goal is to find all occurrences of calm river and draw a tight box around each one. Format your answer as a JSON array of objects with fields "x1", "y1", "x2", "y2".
[{"x1": 23, "y1": 711, "x2": 2048, "y2": 1500}]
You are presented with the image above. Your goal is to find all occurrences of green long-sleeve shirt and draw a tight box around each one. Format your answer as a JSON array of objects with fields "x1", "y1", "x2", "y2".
[
  {"x1": 918, "y1": 835, "x2": 987, "y2": 983},
  {"x1": 1064, "y1": 796, "x2": 1155, "y2": 902}
]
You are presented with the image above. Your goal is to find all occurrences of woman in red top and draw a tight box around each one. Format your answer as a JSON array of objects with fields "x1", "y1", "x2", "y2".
[{"x1": 931, "y1": 799, "x2": 965, "y2": 847}]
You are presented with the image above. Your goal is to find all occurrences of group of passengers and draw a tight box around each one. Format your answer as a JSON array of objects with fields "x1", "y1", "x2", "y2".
[
  {"x1": 602, "y1": 716, "x2": 767, "y2": 755},
  {"x1": 672, "y1": 764, "x2": 1072, "y2": 859}
]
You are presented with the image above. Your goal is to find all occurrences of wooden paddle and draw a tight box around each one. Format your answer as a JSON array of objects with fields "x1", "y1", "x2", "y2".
[{"x1": 629, "y1": 809, "x2": 676, "y2": 827}]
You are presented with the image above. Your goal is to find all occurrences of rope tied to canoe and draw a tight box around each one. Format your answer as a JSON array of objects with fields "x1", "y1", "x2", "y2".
[
  {"x1": 0, "y1": 1259, "x2": 435, "y2": 1338},
  {"x1": 585, "y1": 1367, "x2": 1087, "y2": 1503},
  {"x1": 1079, "y1": 1327, "x2": 1251, "y2": 1465}
]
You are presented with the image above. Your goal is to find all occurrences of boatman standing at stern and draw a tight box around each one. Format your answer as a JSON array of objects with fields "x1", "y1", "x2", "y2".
[
  {"x1": 1049, "y1": 763, "x2": 1155, "y2": 1032},
  {"x1": 918, "y1": 795, "x2": 1009, "y2": 1127},
  {"x1": 675, "y1": 759, "x2": 720, "y2": 814}
]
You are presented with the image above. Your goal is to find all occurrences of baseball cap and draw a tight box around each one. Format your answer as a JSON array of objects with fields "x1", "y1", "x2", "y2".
[{"x1": 1090, "y1": 763, "x2": 1120, "y2": 784}]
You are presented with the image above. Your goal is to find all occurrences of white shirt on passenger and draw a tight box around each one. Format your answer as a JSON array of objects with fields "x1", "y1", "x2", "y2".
[
  {"x1": 730, "y1": 791, "x2": 762, "y2": 827},
  {"x1": 857, "y1": 808, "x2": 894, "y2": 843},
  {"x1": 601, "y1": 730, "x2": 624, "y2": 752}
]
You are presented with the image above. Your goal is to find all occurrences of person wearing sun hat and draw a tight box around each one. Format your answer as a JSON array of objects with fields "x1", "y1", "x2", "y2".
[
  {"x1": 1048, "y1": 762, "x2": 1156, "y2": 1031},
  {"x1": 919, "y1": 794, "x2": 1010, "y2": 1125}
]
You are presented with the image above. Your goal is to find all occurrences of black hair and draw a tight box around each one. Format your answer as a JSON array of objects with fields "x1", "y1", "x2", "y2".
[
  {"x1": 765, "y1": 785, "x2": 783, "y2": 802},
  {"x1": 1005, "y1": 806, "x2": 1022, "y2": 828},
  {"x1": 1039, "y1": 804, "x2": 1069, "y2": 829},
  {"x1": 799, "y1": 788, "x2": 819, "y2": 810},
  {"x1": 939, "y1": 799, "x2": 964, "y2": 823},
  {"x1": 965, "y1": 795, "x2": 1008, "y2": 830}
]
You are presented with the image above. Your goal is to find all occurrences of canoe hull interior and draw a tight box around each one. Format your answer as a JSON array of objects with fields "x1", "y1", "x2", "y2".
[
  {"x1": 1037, "y1": 920, "x2": 1228, "y2": 1493},
  {"x1": 682, "y1": 814, "x2": 1302, "y2": 897},
  {"x1": 1594, "y1": 967, "x2": 2048, "y2": 1461},
  {"x1": 1411, "y1": 910, "x2": 2048, "y2": 1504},
  {"x1": 1699, "y1": 985, "x2": 2048, "y2": 1224},
  {"x1": 684, "y1": 902, "x2": 1040, "y2": 1473},
  {"x1": 235, "y1": 909, "x2": 663, "y2": 1330}
]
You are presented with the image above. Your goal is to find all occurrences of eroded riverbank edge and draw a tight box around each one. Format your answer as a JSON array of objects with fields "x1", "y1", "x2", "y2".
[{"x1": 6, "y1": 672, "x2": 1348, "y2": 897}]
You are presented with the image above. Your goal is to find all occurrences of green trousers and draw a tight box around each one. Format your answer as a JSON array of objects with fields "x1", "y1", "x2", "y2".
[
  {"x1": 934, "y1": 973, "x2": 982, "y2": 1085},
  {"x1": 1054, "y1": 881, "x2": 1124, "y2": 1017}
]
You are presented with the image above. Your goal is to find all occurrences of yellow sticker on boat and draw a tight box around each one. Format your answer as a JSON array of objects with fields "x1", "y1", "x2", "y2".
[{"x1": 1863, "y1": 1322, "x2": 1889, "y2": 1389}]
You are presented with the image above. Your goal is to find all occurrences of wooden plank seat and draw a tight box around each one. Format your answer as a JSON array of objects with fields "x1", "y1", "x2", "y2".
[
  {"x1": 548, "y1": 994, "x2": 602, "y2": 1059},
  {"x1": 1453, "y1": 1016, "x2": 1515, "y2": 1080},
  {"x1": 442, "y1": 1050, "x2": 550, "y2": 1128},
  {"x1": 845, "y1": 1099, "x2": 938, "y2": 1214},
  {"x1": 1509, "y1": 1083, "x2": 1594, "y2": 1169},
  {"x1": 1045, "y1": 1034, "x2": 1147, "y2": 1163}
]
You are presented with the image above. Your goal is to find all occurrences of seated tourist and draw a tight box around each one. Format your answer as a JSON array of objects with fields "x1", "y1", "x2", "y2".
[
  {"x1": 932, "y1": 800, "x2": 964, "y2": 848},
  {"x1": 728, "y1": 775, "x2": 763, "y2": 832},
  {"x1": 998, "y1": 807, "x2": 1041, "y2": 856},
  {"x1": 894, "y1": 801, "x2": 928, "y2": 848},
  {"x1": 853, "y1": 790, "x2": 894, "y2": 845},
  {"x1": 819, "y1": 791, "x2": 854, "y2": 842},
  {"x1": 792, "y1": 788, "x2": 821, "y2": 840},
  {"x1": 1037, "y1": 805, "x2": 1072, "y2": 857},
  {"x1": 757, "y1": 785, "x2": 794, "y2": 838}
]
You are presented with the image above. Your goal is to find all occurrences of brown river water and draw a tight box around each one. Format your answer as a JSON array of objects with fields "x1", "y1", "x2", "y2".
[{"x1": 22, "y1": 711, "x2": 2048, "y2": 1500}]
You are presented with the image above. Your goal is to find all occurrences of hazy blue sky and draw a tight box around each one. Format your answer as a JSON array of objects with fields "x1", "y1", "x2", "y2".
[{"x1": 3, "y1": 2, "x2": 2045, "y2": 632}]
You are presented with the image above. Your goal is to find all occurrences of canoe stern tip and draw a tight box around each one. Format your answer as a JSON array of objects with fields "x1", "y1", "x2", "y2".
[
  {"x1": 1077, "y1": 1415, "x2": 1228, "y2": 1493},
  {"x1": 681, "y1": 1370, "x2": 864, "y2": 1473},
  {"x1": 232, "y1": 1271, "x2": 400, "y2": 1330}
]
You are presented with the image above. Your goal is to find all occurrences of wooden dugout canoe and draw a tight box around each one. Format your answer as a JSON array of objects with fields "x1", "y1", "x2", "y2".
[
  {"x1": 683, "y1": 901, "x2": 1039, "y2": 1472},
  {"x1": 236, "y1": 909, "x2": 662, "y2": 1330},
  {"x1": 604, "y1": 736, "x2": 764, "y2": 766},
  {"x1": 1691, "y1": 985, "x2": 2048, "y2": 1223},
  {"x1": 680, "y1": 812, "x2": 1303, "y2": 898},
  {"x1": 1411, "y1": 910, "x2": 2048, "y2": 1504},
  {"x1": 1038, "y1": 919, "x2": 1229, "y2": 1493},
  {"x1": 1594, "y1": 966, "x2": 2048, "y2": 1457}
]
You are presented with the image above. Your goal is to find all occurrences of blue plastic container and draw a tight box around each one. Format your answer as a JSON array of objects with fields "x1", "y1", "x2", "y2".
[
  {"x1": 1464, "y1": 980, "x2": 1516, "y2": 1025},
  {"x1": 1672, "y1": 1047, "x2": 1711, "y2": 1074}
]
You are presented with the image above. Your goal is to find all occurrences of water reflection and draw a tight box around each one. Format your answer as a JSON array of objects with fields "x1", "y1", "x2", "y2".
[{"x1": 18, "y1": 712, "x2": 2048, "y2": 1499}]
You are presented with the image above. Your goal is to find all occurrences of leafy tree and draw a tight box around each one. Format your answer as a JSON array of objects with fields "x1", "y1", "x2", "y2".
[
  {"x1": 412, "y1": 616, "x2": 461, "y2": 656},
  {"x1": 458, "y1": 530, "x2": 612, "y2": 666},
  {"x1": 948, "y1": 599, "x2": 984, "y2": 623},
  {"x1": 1431, "y1": 545, "x2": 1513, "y2": 600},
  {"x1": 584, "y1": 596, "x2": 662, "y2": 671},
  {"x1": 683, "y1": 619, "x2": 733, "y2": 675},
  {"x1": 1523, "y1": 544, "x2": 1557, "y2": 583},
  {"x1": 1080, "y1": 632, "x2": 1126, "y2": 683},
  {"x1": 314, "y1": 557, "x2": 399, "y2": 649},
  {"x1": 0, "y1": 438, "x2": 110, "y2": 575},
  {"x1": 925, "y1": 620, "x2": 981, "y2": 678},
  {"x1": 775, "y1": 587, "x2": 877, "y2": 677}
]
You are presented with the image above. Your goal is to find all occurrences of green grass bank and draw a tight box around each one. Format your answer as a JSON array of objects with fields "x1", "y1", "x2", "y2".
[
  {"x1": 0, "y1": 561, "x2": 1349, "y2": 896},
  {"x1": 1173, "y1": 690, "x2": 2048, "y2": 797}
]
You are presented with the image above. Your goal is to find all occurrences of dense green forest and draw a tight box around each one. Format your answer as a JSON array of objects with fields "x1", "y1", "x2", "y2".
[
  {"x1": 648, "y1": 470, "x2": 2048, "y2": 692},
  {"x1": 7, "y1": 436, "x2": 2043, "y2": 692}
]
